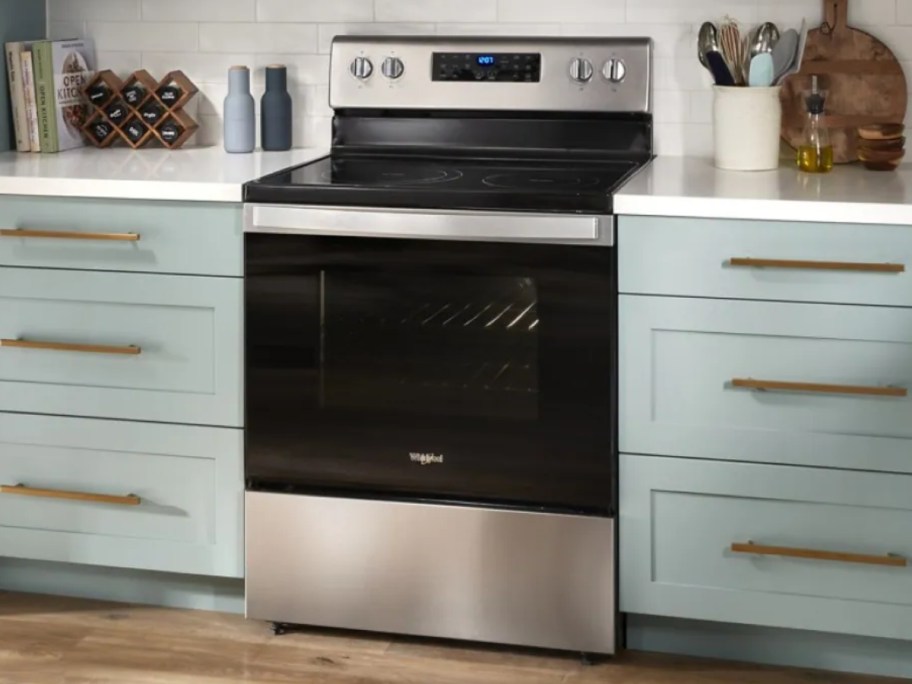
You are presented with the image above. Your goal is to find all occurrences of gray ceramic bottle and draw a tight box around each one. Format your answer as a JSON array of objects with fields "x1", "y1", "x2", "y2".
[
  {"x1": 261, "y1": 64, "x2": 293, "y2": 151},
  {"x1": 223, "y1": 66, "x2": 255, "y2": 153}
]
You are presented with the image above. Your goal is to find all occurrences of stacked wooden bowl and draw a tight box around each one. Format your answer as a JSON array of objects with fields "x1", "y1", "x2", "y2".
[{"x1": 857, "y1": 124, "x2": 905, "y2": 171}]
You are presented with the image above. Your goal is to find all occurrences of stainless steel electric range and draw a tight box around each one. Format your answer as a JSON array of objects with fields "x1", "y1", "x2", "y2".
[{"x1": 243, "y1": 36, "x2": 652, "y2": 655}]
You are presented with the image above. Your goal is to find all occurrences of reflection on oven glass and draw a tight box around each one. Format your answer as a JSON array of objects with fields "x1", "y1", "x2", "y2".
[{"x1": 321, "y1": 274, "x2": 539, "y2": 420}]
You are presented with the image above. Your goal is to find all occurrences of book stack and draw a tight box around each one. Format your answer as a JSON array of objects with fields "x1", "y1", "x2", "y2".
[{"x1": 5, "y1": 39, "x2": 96, "y2": 153}]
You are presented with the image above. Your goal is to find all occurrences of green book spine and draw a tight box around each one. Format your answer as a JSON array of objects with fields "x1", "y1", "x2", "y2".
[{"x1": 32, "y1": 42, "x2": 58, "y2": 154}]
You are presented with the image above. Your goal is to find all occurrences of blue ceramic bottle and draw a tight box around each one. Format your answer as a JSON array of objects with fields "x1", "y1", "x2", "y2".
[
  {"x1": 223, "y1": 66, "x2": 255, "y2": 153},
  {"x1": 261, "y1": 64, "x2": 292, "y2": 151}
]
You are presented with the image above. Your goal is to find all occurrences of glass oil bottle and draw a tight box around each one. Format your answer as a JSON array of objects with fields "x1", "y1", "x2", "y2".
[{"x1": 797, "y1": 76, "x2": 834, "y2": 173}]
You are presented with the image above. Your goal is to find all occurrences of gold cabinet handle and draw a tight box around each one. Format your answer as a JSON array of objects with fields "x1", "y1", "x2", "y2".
[
  {"x1": 0, "y1": 338, "x2": 141, "y2": 356},
  {"x1": 732, "y1": 378, "x2": 907, "y2": 398},
  {"x1": 0, "y1": 228, "x2": 140, "y2": 242},
  {"x1": 1, "y1": 483, "x2": 140, "y2": 506},
  {"x1": 732, "y1": 542, "x2": 907, "y2": 568},
  {"x1": 729, "y1": 257, "x2": 904, "y2": 273}
]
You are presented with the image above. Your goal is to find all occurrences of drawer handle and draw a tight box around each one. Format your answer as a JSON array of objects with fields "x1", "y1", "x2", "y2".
[
  {"x1": 729, "y1": 257, "x2": 904, "y2": 273},
  {"x1": 732, "y1": 378, "x2": 907, "y2": 398},
  {"x1": 728, "y1": 257, "x2": 906, "y2": 274},
  {"x1": 731, "y1": 542, "x2": 907, "y2": 568},
  {"x1": 0, "y1": 483, "x2": 141, "y2": 506},
  {"x1": 0, "y1": 338, "x2": 141, "y2": 356},
  {"x1": 0, "y1": 228, "x2": 140, "y2": 242}
]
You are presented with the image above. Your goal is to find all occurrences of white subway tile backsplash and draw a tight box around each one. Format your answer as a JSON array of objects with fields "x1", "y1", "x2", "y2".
[
  {"x1": 86, "y1": 21, "x2": 199, "y2": 52},
  {"x1": 48, "y1": 21, "x2": 86, "y2": 40},
  {"x1": 199, "y1": 23, "x2": 319, "y2": 54},
  {"x1": 497, "y1": 0, "x2": 624, "y2": 24},
  {"x1": 52, "y1": 0, "x2": 912, "y2": 156},
  {"x1": 317, "y1": 23, "x2": 435, "y2": 52},
  {"x1": 50, "y1": 0, "x2": 141, "y2": 22},
  {"x1": 144, "y1": 0, "x2": 255, "y2": 22},
  {"x1": 376, "y1": 0, "x2": 496, "y2": 23},
  {"x1": 256, "y1": 0, "x2": 374, "y2": 23}
]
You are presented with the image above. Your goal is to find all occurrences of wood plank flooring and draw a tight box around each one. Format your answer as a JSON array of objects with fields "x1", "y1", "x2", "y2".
[{"x1": 0, "y1": 591, "x2": 903, "y2": 684}]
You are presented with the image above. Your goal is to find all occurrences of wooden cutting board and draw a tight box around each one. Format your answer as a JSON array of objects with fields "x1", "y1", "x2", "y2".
[{"x1": 780, "y1": 0, "x2": 907, "y2": 163}]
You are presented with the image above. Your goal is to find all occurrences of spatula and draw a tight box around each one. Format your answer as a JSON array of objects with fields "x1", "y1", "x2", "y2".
[
  {"x1": 748, "y1": 53, "x2": 775, "y2": 87},
  {"x1": 771, "y1": 29, "x2": 799, "y2": 83}
]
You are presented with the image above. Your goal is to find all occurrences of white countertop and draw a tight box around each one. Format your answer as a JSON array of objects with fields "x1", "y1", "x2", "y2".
[
  {"x1": 0, "y1": 146, "x2": 328, "y2": 203},
  {"x1": 616, "y1": 156, "x2": 912, "y2": 226}
]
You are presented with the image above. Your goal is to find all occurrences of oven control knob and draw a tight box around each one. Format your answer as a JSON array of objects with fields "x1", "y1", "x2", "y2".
[
  {"x1": 382, "y1": 57, "x2": 405, "y2": 80},
  {"x1": 603, "y1": 58, "x2": 627, "y2": 84},
  {"x1": 569, "y1": 57, "x2": 594, "y2": 83},
  {"x1": 350, "y1": 56, "x2": 374, "y2": 80}
]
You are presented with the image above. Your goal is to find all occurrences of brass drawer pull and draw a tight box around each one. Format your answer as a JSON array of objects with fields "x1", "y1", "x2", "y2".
[
  {"x1": 1, "y1": 338, "x2": 141, "y2": 356},
  {"x1": 1, "y1": 483, "x2": 140, "y2": 506},
  {"x1": 732, "y1": 378, "x2": 907, "y2": 398},
  {"x1": 732, "y1": 542, "x2": 907, "y2": 568},
  {"x1": 729, "y1": 257, "x2": 905, "y2": 273},
  {"x1": 0, "y1": 228, "x2": 140, "y2": 242}
]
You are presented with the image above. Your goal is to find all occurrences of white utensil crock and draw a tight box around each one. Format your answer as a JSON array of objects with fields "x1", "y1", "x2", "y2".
[{"x1": 713, "y1": 85, "x2": 782, "y2": 171}]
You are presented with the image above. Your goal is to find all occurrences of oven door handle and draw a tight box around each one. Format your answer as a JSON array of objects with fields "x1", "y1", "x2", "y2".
[{"x1": 244, "y1": 205, "x2": 614, "y2": 246}]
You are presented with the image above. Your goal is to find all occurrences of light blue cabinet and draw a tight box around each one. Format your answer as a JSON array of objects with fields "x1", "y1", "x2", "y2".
[
  {"x1": 619, "y1": 216, "x2": 912, "y2": 307},
  {"x1": 0, "y1": 195, "x2": 245, "y2": 585},
  {"x1": 0, "y1": 196, "x2": 243, "y2": 276},
  {"x1": 0, "y1": 266, "x2": 243, "y2": 427},
  {"x1": 620, "y1": 454, "x2": 912, "y2": 641},
  {"x1": 618, "y1": 214, "x2": 912, "y2": 660},
  {"x1": 620, "y1": 295, "x2": 912, "y2": 472},
  {"x1": 0, "y1": 413, "x2": 243, "y2": 577}
]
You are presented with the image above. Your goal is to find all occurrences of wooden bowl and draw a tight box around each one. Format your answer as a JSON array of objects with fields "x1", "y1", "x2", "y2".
[
  {"x1": 859, "y1": 147, "x2": 905, "y2": 170},
  {"x1": 858, "y1": 123, "x2": 905, "y2": 141},
  {"x1": 857, "y1": 136, "x2": 905, "y2": 152}
]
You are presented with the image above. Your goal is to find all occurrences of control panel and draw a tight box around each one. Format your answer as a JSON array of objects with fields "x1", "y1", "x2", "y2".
[
  {"x1": 432, "y1": 53, "x2": 541, "y2": 82},
  {"x1": 330, "y1": 36, "x2": 651, "y2": 113}
]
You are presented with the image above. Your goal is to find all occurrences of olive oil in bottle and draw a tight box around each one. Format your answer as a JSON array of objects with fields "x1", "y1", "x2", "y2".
[{"x1": 797, "y1": 76, "x2": 833, "y2": 174}]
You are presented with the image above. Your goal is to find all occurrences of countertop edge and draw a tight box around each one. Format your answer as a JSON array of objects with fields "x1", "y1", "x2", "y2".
[
  {"x1": 0, "y1": 178, "x2": 243, "y2": 203},
  {"x1": 613, "y1": 195, "x2": 912, "y2": 226}
]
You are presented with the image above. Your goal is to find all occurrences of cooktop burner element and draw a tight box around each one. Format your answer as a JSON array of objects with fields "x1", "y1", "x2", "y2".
[
  {"x1": 481, "y1": 171, "x2": 603, "y2": 191},
  {"x1": 320, "y1": 162, "x2": 464, "y2": 187}
]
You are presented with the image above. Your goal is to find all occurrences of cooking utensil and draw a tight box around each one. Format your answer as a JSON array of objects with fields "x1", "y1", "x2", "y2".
[
  {"x1": 698, "y1": 22, "x2": 720, "y2": 71},
  {"x1": 744, "y1": 22, "x2": 779, "y2": 80},
  {"x1": 780, "y1": 0, "x2": 907, "y2": 163},
  {"x1": 748, "y1": 53, "x2": 775, "y2": 87},
  {"x1": 706, "y1": 50, "x2": 736, "y2": 86},
  {"x1": 719, "y1": 19, "x2": 745, "y2": 84},
  {"x1": 771, "y1": 28, "x2": 799, "y2": 82},
  {"x1": 747, "y1": 22, "x2": 780, "y2": 61}
]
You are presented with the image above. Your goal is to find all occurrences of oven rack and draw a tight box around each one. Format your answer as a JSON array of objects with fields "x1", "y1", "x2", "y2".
[
  {"x1": 327, "y1": 357, "x2": 538, "y2": 395},
  {"x1": 339, "y1": 300, "x2": 540, "y2": 333}
]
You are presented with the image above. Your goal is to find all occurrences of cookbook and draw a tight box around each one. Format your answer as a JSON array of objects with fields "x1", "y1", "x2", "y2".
[{"x1": 32, "y1": 39, "x2": 95, "y2": 153}]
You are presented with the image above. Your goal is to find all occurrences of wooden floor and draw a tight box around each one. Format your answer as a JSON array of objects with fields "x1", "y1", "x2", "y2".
[{"x1": 0, "y1": 591, "x2": 903, "y2": 684}]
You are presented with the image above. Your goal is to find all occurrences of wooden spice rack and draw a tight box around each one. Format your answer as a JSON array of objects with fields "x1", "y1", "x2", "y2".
[{"x1": 81, "y1": 69, "x2": 200, "y2": 149}]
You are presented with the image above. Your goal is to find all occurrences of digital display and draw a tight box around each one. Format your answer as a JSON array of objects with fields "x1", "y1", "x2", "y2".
[{"x1": 433, "y1": 52, "x2": 541, "y2": 82}]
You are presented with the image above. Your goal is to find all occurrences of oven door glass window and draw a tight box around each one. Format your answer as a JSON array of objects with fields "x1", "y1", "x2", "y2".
[{"x1": 323, "y1": 274, "x2": 539, "y2": 421}]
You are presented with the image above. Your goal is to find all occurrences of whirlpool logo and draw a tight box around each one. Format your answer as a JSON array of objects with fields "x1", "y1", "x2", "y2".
[{"x1": 409, "y1": 452, "x2": 445, "y2": 465}]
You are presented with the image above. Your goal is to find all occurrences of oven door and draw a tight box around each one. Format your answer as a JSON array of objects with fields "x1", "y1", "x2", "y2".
[{"x1": 244, "y1": 207, "x2": 616, "y2": 515}]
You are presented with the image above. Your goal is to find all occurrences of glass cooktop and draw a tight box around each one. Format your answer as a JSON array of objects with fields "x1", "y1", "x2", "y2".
[{"x1": 244, "y1": 155, "x2": 643, "y2": 214}]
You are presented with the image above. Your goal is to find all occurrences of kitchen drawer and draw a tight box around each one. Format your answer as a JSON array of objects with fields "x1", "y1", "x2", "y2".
[
  {"x1": 0, "y1": 413, "x2": 243, "y2": 577},
  {"x1": 0, "y1": 267, "x2": 242, "y2": 427},
  {"x1": 620, "y1": 295, "x2": 912, "y2": 472},
  {"x1": 619, "y1": 216, "x2": 912, "y2": 306},
  {"x1": 0, "y1": 196, "x2": 242, "y2": 276},
  {"x1": 620, "y1": 454, "x2": 912, "y2": 640}
]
